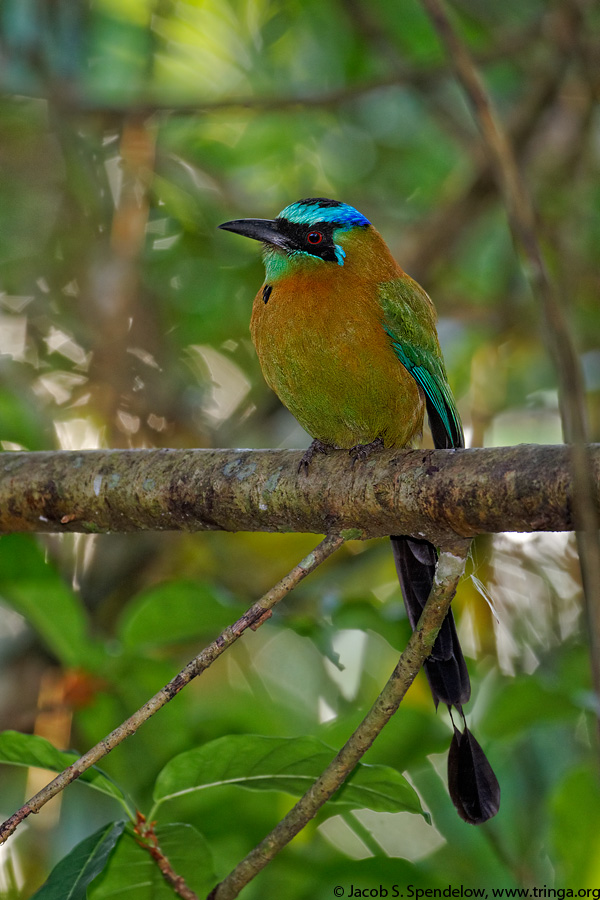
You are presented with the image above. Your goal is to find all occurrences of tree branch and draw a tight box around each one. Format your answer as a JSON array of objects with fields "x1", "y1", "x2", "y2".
[
  {"x1": 208, "y1": 545, "x2": 469, "y2": 899},
  {"x1": 0, "y1": 21, "x2": 542, "y2": 119},
  {"x1": 1, "y1": 445, "x2": 598, "y2": 545},
  {"x1": 420, "y1": 0, "x2": 600, "y2": 734},
  {"x1": 0, "y1": 533, "x2": 345, "y2": 845},
  {"x1": 135, "y1": 814, "x2": 199, "y2": 900}
]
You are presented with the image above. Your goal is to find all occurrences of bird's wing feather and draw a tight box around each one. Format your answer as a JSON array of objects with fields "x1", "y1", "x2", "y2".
[{"x1": 379, "y1": 276, "x2": 464, "y2": 450}]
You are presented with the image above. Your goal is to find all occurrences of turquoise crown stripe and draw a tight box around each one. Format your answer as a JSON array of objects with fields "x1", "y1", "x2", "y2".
[{"x1": 278, "y1": 200, "x2": 370, "y2": 230}]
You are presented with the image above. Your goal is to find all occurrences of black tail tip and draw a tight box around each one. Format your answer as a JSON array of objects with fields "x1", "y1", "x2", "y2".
[{"x1": 448, "y1": 726, "x2": 500, "y2": 824}]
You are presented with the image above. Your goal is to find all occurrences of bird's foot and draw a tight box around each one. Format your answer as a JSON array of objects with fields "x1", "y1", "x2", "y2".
[
  {"x1": 349, "y1": 436, "x2": 385, "y2": 466},
  {"x1": 298, "y1": 439, "x2": 331, "y2": 474}
]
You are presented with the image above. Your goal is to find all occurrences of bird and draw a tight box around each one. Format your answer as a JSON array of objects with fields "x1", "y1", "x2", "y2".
[{"x1": 219, "y1": 197, "x2": 500, "y2": 824}]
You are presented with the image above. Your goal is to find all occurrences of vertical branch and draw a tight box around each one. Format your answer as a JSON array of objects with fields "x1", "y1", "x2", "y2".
[
  {"x1": 87, "y1": 113, "x2": 159, "y2": 447},
  {"x1": 420, "y1": 0, "x2": 600, "y2": 719}
]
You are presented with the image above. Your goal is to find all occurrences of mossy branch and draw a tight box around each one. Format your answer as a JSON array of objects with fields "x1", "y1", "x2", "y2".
[{"x1": 1, "y1": 444, "x2": 598, "y2": 545}]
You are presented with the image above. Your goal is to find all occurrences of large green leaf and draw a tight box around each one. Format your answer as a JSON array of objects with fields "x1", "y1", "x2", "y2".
[
  {"x1": 550, "y1": 765, "x2": 600, "y2": 885},
  {"x1": 480, "y1": 676, "x2": 578, "y2": 739},
  {"x1": 0, "y1": 534, "x2": 104, "y2": 669},
  {"x1": 31, "y1": 820, "x2": 125, "y2": 900},
  {"x1": 88, "y1": 823, "x2": 217, "y2": 900},
  {"x1": 118, "y1": 578, "x2": 240, "y2": 649},
  {"x1": 0, "y1": 730, "x2": 132, "y2": 813},
  {"x1": 0, "y1": 385, "x2": 47, "y2": 448},
  {"x1": 152, "y1": 734, "x2": 427, "y2": 818}
]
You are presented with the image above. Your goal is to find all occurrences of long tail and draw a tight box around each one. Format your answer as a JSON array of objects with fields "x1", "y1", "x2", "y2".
[{"x1": 390, "y1": 535, "x2": 500, "y2": 824}]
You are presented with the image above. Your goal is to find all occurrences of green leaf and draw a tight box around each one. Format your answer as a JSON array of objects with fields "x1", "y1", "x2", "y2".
[
  {"x1": 0, "y1": 384, "x2": 46, "y2": 449},
  {"x1": 0, "y1": 535, "x2": 104, "y2": 668},
  {"x1": 0, "y1": 731, "x2": 132, "y2": 812},
  {"x1": 153, "y1": 734, "x2": 427, "y2": 818},
  {"x1": 88, "y1": 823, "x2": 217, "y2": 900},
  {"x1": 480, "y1": 676, "x2": 578, "y2": 739},
  {"x1": 550, "y1": 765, "x2": 600, "y2": 885},
  {"x1": 31, "y1": 820, "x2": 125, "y2": 900},
  {"x1": 118, "y1": 578, "x2": 240, "y2": 649}
]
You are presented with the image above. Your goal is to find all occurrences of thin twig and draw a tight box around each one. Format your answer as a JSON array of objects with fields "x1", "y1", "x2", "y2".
[
  {"x1": 405, "y1": 8, "x2": 577, "y2": 281},
  {"x1": 208, "y1": 545, "x2": 469, "y2": 900},
  {"x1": 420, "y1": 0, "x2": 600, "y2": 728},
  {"x1": 0, "y1": 534, "x2": 346, "y2": 845},
  {"x1": 135, "y1": 813, "x2": 199, "y2": 900}
]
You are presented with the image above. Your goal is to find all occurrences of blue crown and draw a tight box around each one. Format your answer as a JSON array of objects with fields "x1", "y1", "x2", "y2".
[{"x1": 278, "y1": 198, "x2": 370, "y2": 230}]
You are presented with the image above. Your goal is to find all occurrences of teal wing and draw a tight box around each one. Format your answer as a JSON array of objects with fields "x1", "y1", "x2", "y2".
[{"x1": 379, "y1": 276, "x2": 464, "y2": 450}]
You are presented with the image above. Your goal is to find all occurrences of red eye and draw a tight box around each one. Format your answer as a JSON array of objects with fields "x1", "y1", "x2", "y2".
[{"x1": 306, "y1": 231, "x2": 323, "y2": 245}]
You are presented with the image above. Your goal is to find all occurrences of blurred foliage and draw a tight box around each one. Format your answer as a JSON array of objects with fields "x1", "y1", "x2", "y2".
[{"x1": 0, "y1": 0, "x2": 599, "y2": 896}]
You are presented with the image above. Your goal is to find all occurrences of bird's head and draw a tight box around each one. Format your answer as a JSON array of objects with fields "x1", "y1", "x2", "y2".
[{"x1": 218, "y1": 197, "x2": 373, "y2": 282}]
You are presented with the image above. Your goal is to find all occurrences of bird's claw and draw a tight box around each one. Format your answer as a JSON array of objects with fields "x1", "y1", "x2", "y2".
[
  {"x1": 349, "y1": 437, "x2": 385, "y2": 466},
  {"x1": 298, "y1": 439, "x2": 331, "y2": 474}
]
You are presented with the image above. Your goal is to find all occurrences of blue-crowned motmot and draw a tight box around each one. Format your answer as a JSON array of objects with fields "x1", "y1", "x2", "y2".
[{"x1": 219, "y1": 197, "x2": 500, "y2": 824}]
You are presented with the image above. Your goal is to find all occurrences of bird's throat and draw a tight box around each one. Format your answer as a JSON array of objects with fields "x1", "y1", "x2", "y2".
[{"x1": 262, "y1": 246, "x2": 323, "y2": 282}]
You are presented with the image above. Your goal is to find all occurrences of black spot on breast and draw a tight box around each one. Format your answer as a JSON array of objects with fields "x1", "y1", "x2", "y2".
[{"x1": 263, "y1": 284, "x2": 272, "y2": 304}]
